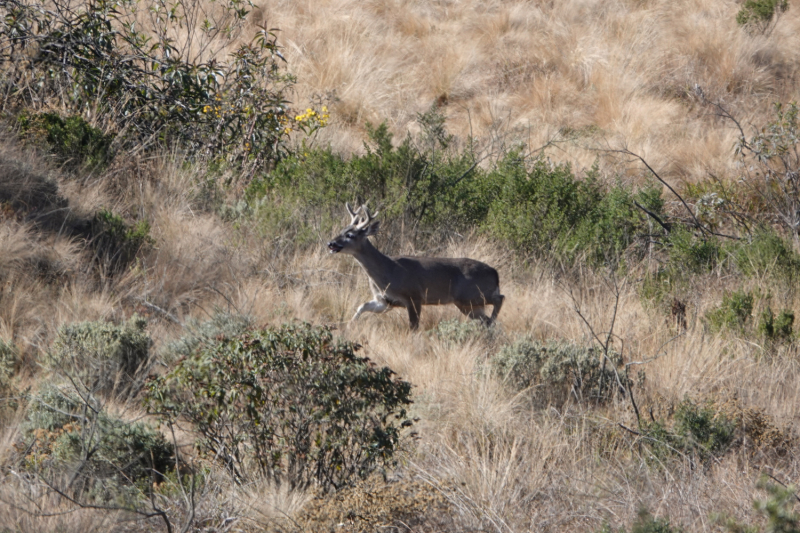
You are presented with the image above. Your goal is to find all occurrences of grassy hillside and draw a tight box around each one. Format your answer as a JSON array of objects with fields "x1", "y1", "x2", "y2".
[{"x1": 0, "y1": 0, "x2": 799, "y2": 531}]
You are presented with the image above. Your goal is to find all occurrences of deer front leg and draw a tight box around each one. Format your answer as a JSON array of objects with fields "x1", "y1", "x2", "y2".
[
  {"x1": 351, "y1": 298, "x2": 389, "y2": 322},
  {"x1": 406, "y1": 300, "x2": 421, "y2": 330}
]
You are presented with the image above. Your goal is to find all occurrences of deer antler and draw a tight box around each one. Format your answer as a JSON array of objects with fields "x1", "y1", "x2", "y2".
[
  {"x1": 355, "y1": 203, "x2": 379, "y2": 230},
  {"x1": 345, "y1": 202, "x2": 361, "y2": 226}
]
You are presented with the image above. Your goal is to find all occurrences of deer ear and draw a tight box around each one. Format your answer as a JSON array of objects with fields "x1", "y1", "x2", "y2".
[{"x1": 365, "y1": 220, "x2": 380, "y2": 236}]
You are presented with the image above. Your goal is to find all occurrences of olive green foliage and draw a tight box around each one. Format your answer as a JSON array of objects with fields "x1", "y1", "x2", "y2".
[
  {"x1": 90, "y1": 209, "x2": 154, "y2": 275},
  {"x1": 432, "y1": 318, "x2": 494, "y2": 346},
  {"x1": 705, "y1": 290, "x2": 754, "y2": 332},
  {"x1": 47, "y1": 315, "x2": 151, "y2": 395},
  {"x1": 599, "y1": 508, "x2": 684, "y2": 533},
  {"x1": 640, "y1": 399, "x2": 736, "y2": 463},
  {"x1": 641, "y1": 227, "x2": 722, "y2": 302},
  {"x1": 22, "y1": 386, "x2": 174, "y2": 493},
  {"x1": 641, "y1": 228, "x2": 800, "y2": 310},
  {"x1": 16, "y1": 111, "x2": 114, "y2": 171},
  {"x1": 719, "y1": 477, "x2": 800, "y2": 533},
  {"x1": 0, "y1": 0, "x2": 295, "y2": 172},
  {"x1": 492, "y1": 338, "x2": 624, "y2": 405},
  {"x1": 246, "y1": 110, "x2": 483, "y2": 244},
  {"x1": 248, "y1": 108, "x2": 658, "y2": 264},
  {"x1": 758, "y1": 307, "x2": 794, "y2": 341},
  {"x1": 160, "y1": 311, "x2": 252, "y2": 364},
  {"x1": 731, "y1": 229, "x2": 800, "y2": 285},
  {"x1": 668, "y1": 227, "x2": 721, "y2": 274},
  {"x1": 146, "y1": 323, "x2": 414, "y2": 491},
  {"x1": 486, "y1": 161, "x2": 659, "y2": 263},
  {"x1": 673, "y1": 399, "x2": 736, "y2": 458},
  {"x1": 0, "y1": 338, "x2": 17, "y2": 386},
  {"x1": 735, "y1": 103, "x2": 800, "y2": 242},
  {"x1": 736, "y1": 0, "x2": 789, "y2": 31}
]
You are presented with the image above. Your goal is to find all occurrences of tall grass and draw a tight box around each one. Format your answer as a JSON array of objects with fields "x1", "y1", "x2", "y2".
[{"x1": 0, "y1": 0, "x2": 799, "y2": 531}]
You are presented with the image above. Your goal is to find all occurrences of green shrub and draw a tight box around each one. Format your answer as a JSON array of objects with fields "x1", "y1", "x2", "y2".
[
  {"x1": 492, "y1": 338, "x2": 624, "y2": 405},
  {"x1": 0, "y1": 339, "x2": 20, "y2": 419},
  {"x1": 758, "y1": 307, "x2": 794, "y2": 341},
  {"x1": 639, "y1": 399, "x2": 735, "y2": 464},
  {"x1": 0, "y1": 338, "x2": 17, "y2": 386},
  {"x1": 161, "y1": 311, "x2": 252, "y2": 364},
  {"x1": 631, "y1": 509, "x2": 684, "y2": 533},
  {"x1": 0, "y1": 0, "x2": 299, "y2": 173},
  {"x1": 735, "y1": 103, "x2": 800, "y2": 243},
  {"x1": 246, "y1": 112, "x2": 484, "y2": 244},
  {"x1": 484, "y1": 157, "x2": 597, "y2": 258},
  {"x1": 731, "y1": 229, "x2": 800, "y2": 286},
  {"x1": 736, "y1": 0, "x2": 789, "y2": 30},
  {"x1": 667, "y1": 227, "x2": 721, "y2": 274},
  {"x1": 90, "y1": 209, "x2": 154, "y2": 275},
  {"x1": 705, "y1": 290, "x2": 754, "y2": 332},
  {"x1": 146, "y1": 323, "x2": 414, "y2": 491},
  {"x1": 485, "y1": 158, "x2": 659, "y2": 264},
  {"x1": 718, "y1": 476, "x2": 800, "y2": 533},
  {"x1": 597, "y1": 509, "x2": 683, "y2": 533},
  {"x1": 47, "y1": 315, "x2": 151, "y2": 395},
  {"x1": 248, "y1": 111, "x2": 657, "y2": 263},
  {"x1": 22, "y1": 386, "x2": 174, "y2": 491},
  {"x1": 17, "y1": 111, "x2": 114, "y2": 171},
  {"x1": 674, "y1": 399, "x2": 736, "y2": 459},
  {"x1": 432, "y1": 318, "x2": 493, "y2": 346}
]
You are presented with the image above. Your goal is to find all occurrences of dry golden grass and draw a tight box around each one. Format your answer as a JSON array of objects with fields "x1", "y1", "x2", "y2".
[
  {"x1": 250, "y1": 0, "x2": 800, "y2": 186},
  {"x1": 3, "y1": 1, "x2": 800, "y2": 531},
  {"x1": 1, "y1": 141, "x2": 799, "y2": 530}
]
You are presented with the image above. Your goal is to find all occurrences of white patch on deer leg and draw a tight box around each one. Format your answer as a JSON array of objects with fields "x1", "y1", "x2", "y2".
[{"x1": 351, "y1": 299, "x2": 389, "y2": 322}]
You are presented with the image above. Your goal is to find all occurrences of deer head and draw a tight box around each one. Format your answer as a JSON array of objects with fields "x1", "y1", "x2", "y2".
[{"x1": 327, "y1": 203, "x2": 380, "y2": 255}]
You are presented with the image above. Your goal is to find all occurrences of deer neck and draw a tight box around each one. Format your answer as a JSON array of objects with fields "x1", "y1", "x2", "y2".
[{"x1": 352, "y1": 239, "x2": 397, "y2": 290}]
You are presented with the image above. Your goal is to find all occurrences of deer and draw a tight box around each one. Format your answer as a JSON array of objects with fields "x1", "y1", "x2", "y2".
[{"x1": 327, "y1": 203, "x2": 504, "y2": 330}]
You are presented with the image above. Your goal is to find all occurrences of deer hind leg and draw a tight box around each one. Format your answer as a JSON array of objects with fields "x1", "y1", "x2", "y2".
[
  {"x1": 489, "y1": 293, "x2": 505, "y2": 322},
  {"x1": 351, "y1": 298, "x2": 389, "y2": 323},
  {"x1": 406, "y1": 300, "x2": 421, "y2": 331}
]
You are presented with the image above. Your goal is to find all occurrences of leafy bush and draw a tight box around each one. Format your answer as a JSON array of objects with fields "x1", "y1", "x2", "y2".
[
  {"x1": 0, "y1": 339, "x2": 20, "y2": 419},
  {"x1": 432, "y1": 318, "x2": 494, "y2": 346},
  {"x1": 734, "y1": 103, "x2": 800, "y2": 243},
  {"x1": 673, "y1": 399, "x2": 736, "y2": 459},
  {"x1": 160, "y1": 311, "x2": 252, "y2": 364},
  {"x1": 667, "y1": 227, "x2": 721, "y2": 274},
  {"x1": 705, "y1": 290, "x2": 754, "y2": 332},
  {"x1": 639, "y1": 399, "x2": 736, "y2": 464},
  {"x1": 246, "y1": 112, "x2": 483, "y2": 244},
  {"x1": 731, "y1": 229, "x2": 800, "y2": 286},
  {"x1": 0, "y1": 338, "x2": 17, "y2": 386},
  {"x1": 492, "y1": 338, "x2": 624, "y2": 405},
  {"x1": 17, "y1": 111, "x2": 114, "y2": 171},
  {"x1": 736, "y1": 0, "x2": 789, "y2": 31},
  {"x1": 90, "y1": 209, "x2": 154, "y2": 275},
  {"x1": 21, "y1": 386, "x2": 174, "y2": 491},
  {"x1": 486, "y1": 160, "x2": 660, "y2": 264},
  {"x1": 47, "y1": 315, "x2": 151, "y2": 395},
  {"x1": 718, "y1": 476, "x2": 800, "y2": 533},
  {"x1": 0, "y1": 0, "x2": 302, "y2": 173},
  {"x1": 146, "y1": 323, "x2": 414, "y2": 491},
  {"x1": 598, "y1": 508, "x2": 684, "y2": 533},
  {"x1": 248, "y1": 110, "x2": 657, "y2": 264},
  {"x1": 758, "y1": 307, "x2": 794, "y2": 341}
]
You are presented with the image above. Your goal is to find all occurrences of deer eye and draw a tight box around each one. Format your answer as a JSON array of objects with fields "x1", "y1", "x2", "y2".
[{"x1": 346, "y1": 232, "x2": 356, "y2": 239}]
